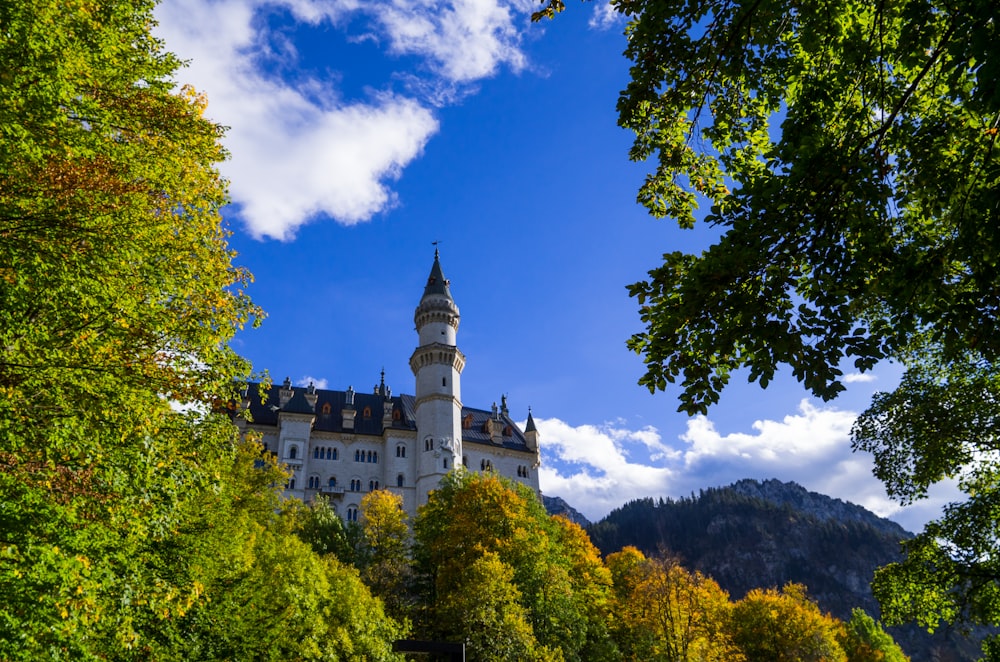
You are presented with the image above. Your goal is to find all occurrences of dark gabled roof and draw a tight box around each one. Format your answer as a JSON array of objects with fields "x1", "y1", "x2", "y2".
[
  {"x1": 459, "y1": 407, "x2": 531, "y2": 452},
  {"x1": 244, "y1": 383, "x2": 416, "y2": 436},
  {"x1": 242, "y1": 382, "x2": 533, "y2": 452},
  {"x1": 282, "y1": 388, "x2": 316, "y2": 415}
]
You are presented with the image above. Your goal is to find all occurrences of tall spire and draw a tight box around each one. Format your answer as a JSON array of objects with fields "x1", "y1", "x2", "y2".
[{"x1": 423, "y1": 248, "x2": 452, "y2": 300}]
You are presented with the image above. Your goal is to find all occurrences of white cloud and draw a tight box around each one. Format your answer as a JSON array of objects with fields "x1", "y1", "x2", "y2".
[
  {"x1": 297, "y1": 375, "x2": 330, "y2": 390},
  {"x1": 154, "y1": 0, "x2": 535, "y2": 239},
  {"x1": 537, "y1": 400, "x2": 951, "y2": 533},
  {"x1": 376, "y1": 0, "x2": 530, "y2": 83},
  {"x1": 843, "y1": 372, "x2": 877, "y2": 383},
  {"x1": 588, "y1": 2, "x2": 624, "y2": 30}
]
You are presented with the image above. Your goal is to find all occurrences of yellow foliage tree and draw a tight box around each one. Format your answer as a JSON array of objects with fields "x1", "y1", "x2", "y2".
[{"x1": 729, "y1": 583, "x2": 847, "y2": 662}]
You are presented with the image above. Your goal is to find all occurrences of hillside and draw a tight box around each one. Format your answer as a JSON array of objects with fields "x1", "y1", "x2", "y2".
[{"x1": 584, "y1": 479, "x2": 985, "y2": 662}]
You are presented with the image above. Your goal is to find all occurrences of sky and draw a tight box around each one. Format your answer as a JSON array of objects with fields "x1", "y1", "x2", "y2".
[{"x1": 154, "y1": 0, "x2": 959, "y2": 534}]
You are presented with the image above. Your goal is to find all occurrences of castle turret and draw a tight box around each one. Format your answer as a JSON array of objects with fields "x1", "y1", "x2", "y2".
[{"x1": 410, "y1": 249, "x2": 465, "y2": 506}]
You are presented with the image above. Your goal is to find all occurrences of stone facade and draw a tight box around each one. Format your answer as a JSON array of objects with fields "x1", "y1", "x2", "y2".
[{"x1": 237, "y1": 251, "x2": 541, "y2": 520}]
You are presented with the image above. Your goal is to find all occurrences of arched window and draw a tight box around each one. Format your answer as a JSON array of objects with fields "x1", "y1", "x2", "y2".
[
  {"x1": 373, "y1": 451, "x2": 378, "y2": 463},
  {"x1": 286, "y1": 477, "x2": 296, "y2": 490},
  {"x1": 321, "y1": 402, "x2": 331, "y2": 415},
  {"x1": 481, "y1": 459, "x2": 486, "y2": 471},
  {"x1": 350, "y1": 478, "x2": 360, "y2": 491},
  {"x1": 288, "y1": 445, "x2": 297, "y2": 460},
  {"x1": 308, "y1": 476, "x2": 319, "y2": 489},
  {"x1": 313, "y1": 447, "x2": 320, "y2": 459},
  {"x1": 396, "y1": 444, "x2": 406, "y2": 458},
  {"x1": 442, "y1": 377, "x2": 447, "y2": 386},
  {"x1": 363, "y1": 406, "x2": 372, "y2": 418},
  {"x1": 331, "y1": 448, "x2": 338, "y2": 460},
  {"x1": 367, "y1": 450, "x2": 373, "y2": 463},
  {"x1": 347, "y1": 507, "x2": 358, "y2": 522},
  {"x1": 396, "y1": 474, "x2": 404, "y2": 487},
  {"x1": 443, "y1": 458, "x2": 448, "y2": 470},
  {"x1": 462, "y1": 455, "x2": 468, "y2": 466},
  {"x1": 328, "y1": 476, "x2": 337, "y2": 488},
  {"x1": 355, "y1": 449, "x2": 361, "y2": 462}
]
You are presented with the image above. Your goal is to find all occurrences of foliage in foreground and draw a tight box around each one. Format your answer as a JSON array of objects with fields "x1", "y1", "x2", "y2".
[
  {"x1": 0, "y1": 1, "x2": 405, "y2": 659},
  {"x1": 534, "y1": 0, "x2": 1000, "y2": 652}
]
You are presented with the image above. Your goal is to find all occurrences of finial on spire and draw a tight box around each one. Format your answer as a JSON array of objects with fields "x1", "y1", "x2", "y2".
[{"x1": 432, "y1": 240, "x2": 441, "y2": 260}]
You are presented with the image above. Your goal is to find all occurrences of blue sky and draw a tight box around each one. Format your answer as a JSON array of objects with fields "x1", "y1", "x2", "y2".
[{"x1": 155, "y1": 0, "x2": 957, "y2": 532}]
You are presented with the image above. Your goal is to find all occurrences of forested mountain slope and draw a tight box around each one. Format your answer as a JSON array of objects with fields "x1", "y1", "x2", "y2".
[{"x1": 585, "y1": 479, "x2": 985, "y2": 662}]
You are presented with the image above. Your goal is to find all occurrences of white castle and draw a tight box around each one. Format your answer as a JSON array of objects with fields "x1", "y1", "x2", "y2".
[{"x1": 238, "y1": 250, "x2": 541, "y2": 521}]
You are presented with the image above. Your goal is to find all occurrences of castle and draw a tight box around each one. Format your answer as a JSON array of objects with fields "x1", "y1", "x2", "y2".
[{"x1": 238, "y1": 251, "x2": 541, "y2": 520}]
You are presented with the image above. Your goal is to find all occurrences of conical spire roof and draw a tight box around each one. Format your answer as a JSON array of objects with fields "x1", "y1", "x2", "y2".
[
  {"x1": 423, "y1": 248, "x2": 453, "y2": 300},
  {"x1": 525, "y1": 408, "x2": 537, "y2": 433}
]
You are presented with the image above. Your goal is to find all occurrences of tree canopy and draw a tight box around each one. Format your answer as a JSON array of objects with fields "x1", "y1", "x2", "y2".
[
  {"x1": 537, "y1": 0, "x2": 999, "y2": 414},
  {"x1": 0, "y1": 1, "x2": 405, "y2": 658},
  {"x1": 535, "y1": 0, "x2": 1000, "y2": 651}
]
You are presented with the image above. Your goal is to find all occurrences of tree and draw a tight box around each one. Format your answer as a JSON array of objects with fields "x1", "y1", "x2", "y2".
[
  {"x1": 412, "y1": 470, "x2": 614, "y2": 661},
  {"x1": 838, "y1": 609, "x2": 909, "y2": 662},
  {"x1": 535, "y1": 0, "x2": 1000, "y2": 650},
  {"x1": 359, "y1": 489, "x2": 413, "y2": 620},
  {"x1": 537, "y1": 0, "x2": 1000, "y2": 415},
  {"x1": 0, "y1": 0, "x2": 269, "y2": 656},
  {"x1": 435, "y1": 551, "x2": 544, "y2": 662},
  {"x1": 606, "y1": 547, "x2": 741, "y2": 662},
  {"x1": 729, "y1": 584, "x2": 846, "y2": 662}
]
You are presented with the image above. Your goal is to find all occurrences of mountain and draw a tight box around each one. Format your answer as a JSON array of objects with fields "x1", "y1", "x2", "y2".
[
  {"x1": 584, "y1": 478, "x2": 986, "y2": 662},
  {"x1": 542, "y1": 494, "x2": 591, "y2": 528}
]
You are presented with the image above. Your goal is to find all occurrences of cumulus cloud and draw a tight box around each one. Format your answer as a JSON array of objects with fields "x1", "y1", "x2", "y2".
[
  {"x1": 536, "y1": 400, "x2": 952, "y2": 533},
  {"x1": 155, "y1": 0, "x2": 534, "y2": 239},
  {"x1": 588, "y1": 2, "x2": 624, "y2": 30},
  {"x1": 297, "y1": 375, "x2": 330, "y2": 390},
  {"x1": 843, "y1": 372, "x2": 878, "y2": 383}
]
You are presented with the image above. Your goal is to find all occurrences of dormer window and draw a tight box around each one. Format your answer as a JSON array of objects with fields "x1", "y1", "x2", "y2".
[
  {"x1": 363, "y1": 406, "x2": 372, "y2": 418},
  {"x1": 393, "y1": 408, "x2": 402, "y2": 421},
  {"x1": 321, "y1": 402, "x2": 332, "y2": 415},
  {"x1": 463, "y1": 414, "x2": 473, "y2": 429}
]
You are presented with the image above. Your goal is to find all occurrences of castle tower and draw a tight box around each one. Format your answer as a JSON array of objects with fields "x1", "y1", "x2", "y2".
[{"x1": 409, "y1": 249, "x2": 465, "y2": 506}]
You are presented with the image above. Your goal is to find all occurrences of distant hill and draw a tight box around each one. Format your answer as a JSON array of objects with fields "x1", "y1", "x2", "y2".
[
  {"x1": 542, "y1": 494, "x2": 591, "y2": 528},
  {"x1": 583, "y1": 478, "x2": 985, "y2": 662}
]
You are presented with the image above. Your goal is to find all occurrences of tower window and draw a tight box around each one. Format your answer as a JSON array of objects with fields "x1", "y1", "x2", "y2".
[
  {"x1": 396, "y1": 444, "x2": 406, "y2": 458},
  {"x1": 443, "y1": 458, "x2": 448, "y2": 470},
  {"x1": 397, "y1": 474, "x2": 404, "y2": 487},
  {"x1": 442, "y1": 377, "x2": 447, "y2": 387},
  {"x1": 288, "y1": 445, "x2": 297, "y2": 460}
]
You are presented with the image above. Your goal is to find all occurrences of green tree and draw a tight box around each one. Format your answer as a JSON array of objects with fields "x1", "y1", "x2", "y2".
[
  {"x1": 0, "y1": 0, "x2": 275, "y2": 656},
  {"x1": 537, "y1": 0, "x2": 1000, "y2": 414},
  {"x1": 838, "y1": 609, "x2": 909, "y2": 662},
  {"x1": 291, "y1": 495, "x2": 358, "y2": 565},
  {"x1": 535, "y1": 0, "x2": 1000, "y2": 650},
  {"x1": 435, "y1": 551, "x2": 544, "y2": 662},
  {"x1": 413, "y1": 470, "x2": 613, "y2": 661}
]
